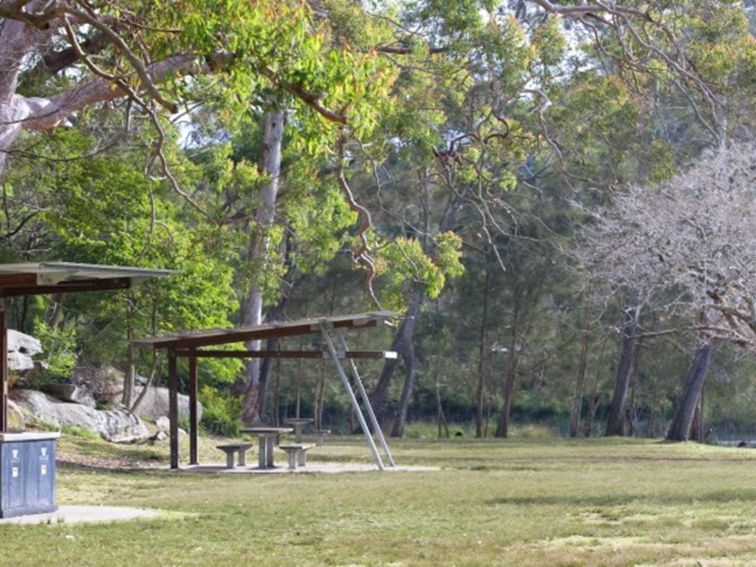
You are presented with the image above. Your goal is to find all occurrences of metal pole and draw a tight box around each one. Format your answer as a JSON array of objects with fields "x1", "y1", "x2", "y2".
[
  {"x1": 168, "y1": 349, "x2": 179, "y2": 469},
  {"x1": 335, "y1": 331, "x2": 395, "y2": 466},
  {"x1": 321, "y1": 328, "x2": 384, "y2": 470},
  {"x1": 0, "y1": 300, "x2": 6, "y2": 432},
  {"x1": 188, "y1": 354, "x2": 199, "y2": 465}
]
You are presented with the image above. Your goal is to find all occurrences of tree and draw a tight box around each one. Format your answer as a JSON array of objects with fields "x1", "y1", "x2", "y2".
[
  {"x1": 0, "y1": 1, "x2": 390, "y2": 180},
  {"x1": 579, "y1": 143, "x2": 756, "y2": 440}
]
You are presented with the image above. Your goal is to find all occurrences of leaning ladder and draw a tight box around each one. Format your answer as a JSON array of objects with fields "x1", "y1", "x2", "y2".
[{"x1": 320, "y1": 326, "x2": 395, "y2": 470}]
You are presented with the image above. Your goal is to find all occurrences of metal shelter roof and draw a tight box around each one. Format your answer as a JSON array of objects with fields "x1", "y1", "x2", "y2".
[
  {"x1": 0, "y1": 262, "x2": 177, "y2": 297},
  {"x1": 132, "y1": 311, "x2": 399, "y2": 350}
]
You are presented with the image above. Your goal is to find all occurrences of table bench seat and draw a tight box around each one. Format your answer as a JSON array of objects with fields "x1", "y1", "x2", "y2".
[
  {"x1": 278, "y1": 444, "x2": 314, "y2": 470},
  {"x1": 216, "y1": 443, "x2": 254, "y2": 469}
]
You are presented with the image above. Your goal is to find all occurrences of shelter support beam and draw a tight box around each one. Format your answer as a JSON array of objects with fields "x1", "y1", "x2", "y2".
[
  {"x1": 189, "y1": 354, "x2": 199, "y2": 465},
  {"x1": 335, "y1": 331, "x2": 395, "y2": 467},
  {"x1": 321, "y1": 327, "x2": 385, "y2": 471},
  {"x1": 174, "y1": 349, "x2": 397, "y2": 360},
  {"x1": 0, "y1": 277, "x2": 132, "y2": 298},
  {"x1": 168, "y1": 349, "x2": 179, "y2": 470}
]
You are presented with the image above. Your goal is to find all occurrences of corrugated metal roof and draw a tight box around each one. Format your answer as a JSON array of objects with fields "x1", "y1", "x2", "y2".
[{"x1": 133, "y1": 311, "x2": 400, "y2": 349}]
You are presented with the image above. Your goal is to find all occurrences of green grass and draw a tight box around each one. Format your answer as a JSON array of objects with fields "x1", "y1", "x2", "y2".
[{"x1": 2, "y1": 434, "x2": 755, "y2": 566}]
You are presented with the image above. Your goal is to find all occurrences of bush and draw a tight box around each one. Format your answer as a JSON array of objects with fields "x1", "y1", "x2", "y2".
[
  {"x1": 199, "y1": 386, "x2": 242, "y2": 437},
  {"x1": 32, "y1": 320, "x2": 78, "y2": 383}
]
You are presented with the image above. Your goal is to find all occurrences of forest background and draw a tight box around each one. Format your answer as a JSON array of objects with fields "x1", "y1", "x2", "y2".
[{"x1": 0, "y1": 0, "x2": 754, "y2": 443}]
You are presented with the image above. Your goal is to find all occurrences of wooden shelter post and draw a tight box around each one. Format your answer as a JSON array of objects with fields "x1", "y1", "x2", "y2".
[
  {"x1": 0, "y1": 300, "x2": 7, "y2": 432},
  {"x1": 168, "y1": 348, "x2": 179, "y2": 470},
  {"x1": 320, "y1": 327, "x2": 385, "y2": 470},
  {"x1": 188, "y1": 354, "x2": 199, "y2": 465}
]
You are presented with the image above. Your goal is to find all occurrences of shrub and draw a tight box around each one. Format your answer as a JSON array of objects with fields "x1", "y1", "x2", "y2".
[{"x1": 199, "y1": 386, "x2": 242, "y2": 437}]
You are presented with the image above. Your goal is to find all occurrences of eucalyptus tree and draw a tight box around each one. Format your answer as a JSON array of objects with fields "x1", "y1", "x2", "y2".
[{"x1": 359, "y1": 0, "x2": 742, "y2": 436}]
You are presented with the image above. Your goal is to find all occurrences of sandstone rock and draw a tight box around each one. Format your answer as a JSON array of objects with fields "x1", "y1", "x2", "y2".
[
  {"x1": 155, "y1": 416, "x2": 170, "y2": 432},
  {"x1": 7, "y1": 329, "x2": 42, "y2": 371},
  {"x1": 41, "y1": 383, "x2": 96, "y2": 407},
  {"x1": 131, "y1": 386, "x2": 202, "y2": 423},
  {"x1": 70, "y1": 367, "x2": 201, "y2": 422},
  {"x1": 71, "y1": 365, "x2": 125, "y2": 400},
  {"x1": 11, "y1": 389, "x2": 150, "y2": 442}
]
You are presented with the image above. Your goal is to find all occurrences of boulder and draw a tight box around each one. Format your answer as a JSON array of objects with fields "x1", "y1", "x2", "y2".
[
  {"x1": 41, "y1": 383, "x2": 96, "y2": 407},
  {"x1": 132, "y1": 386, "x2": 203, "y2": 423},
  {"x1": 7, "y1": 329, "x2": 42, "y2": 371},
  {"x1": 11, "y1": 389, "x2": 150, "y2": 443},
  {"x1": 69, "y1": 368, "x2": 200, "y2": 422},
  {"x1": 71, "y1": 365, "x2": 125, "y2": 400},
  {"x1": 155, "y1": 416, "x2": 170, "y2": 432}
]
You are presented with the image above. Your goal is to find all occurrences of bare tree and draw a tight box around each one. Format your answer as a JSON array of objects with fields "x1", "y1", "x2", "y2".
[{"x1": 578, "y1": 142, "x2": 756, "y2": 439}]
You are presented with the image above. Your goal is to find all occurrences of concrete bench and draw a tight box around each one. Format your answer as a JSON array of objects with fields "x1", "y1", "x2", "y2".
[
  {"x1": 314, "y1": 429, "x2": 331, "y2": 447},
  {"x1": 278, "y1": 444, "x2": 314, "y2": 470},
  {"x1": 216, "y1": 443, "x2": 254, "y2": 469}
]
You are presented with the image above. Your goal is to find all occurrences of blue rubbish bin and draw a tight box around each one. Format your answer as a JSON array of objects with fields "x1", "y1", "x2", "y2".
[{"x1": 0, "y1": 432, "x2": 59, "y2": 518}]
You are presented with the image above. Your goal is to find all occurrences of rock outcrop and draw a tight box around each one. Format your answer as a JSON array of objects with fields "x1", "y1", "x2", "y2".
[
  {"x1": 70, "y1": 366, "x2": 203, "y2": 422},
  {"x1": 11, "y1": 389, "x2": 150, "y2": 443},
  {"x1": 7, "y1": 329, "x2": 42, "y2": 371},
  {"x1": 41, "y1": 383, "x2": 96, "y2": 407},
  {"x1": 131, "y1": 387, "x2": 202, "y2": 422}
]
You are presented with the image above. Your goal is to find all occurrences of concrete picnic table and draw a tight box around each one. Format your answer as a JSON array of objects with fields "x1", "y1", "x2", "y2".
[
  {"x1": 241, "y1": 427, "x2": 293, "y2": 469},
  {"x1": 283, "y1": 418, "x2": 314, "y2": 443}
]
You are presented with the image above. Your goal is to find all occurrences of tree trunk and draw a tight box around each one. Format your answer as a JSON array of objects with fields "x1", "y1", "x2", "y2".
[
  {"x1": 584, "y1": 393, "x2": 601, "y2": 437},
  {"x1": 390, "y1": 344, "x2": 416, "y2": 438},
  {"x1": 122, "y1": 302, "x2": 135, "y2": 408},
  {"x1": 583, "y1": 334, "x2": 609, "y2": 437},
  {"x1": 240, "y1": 108, "x2": 285, "y2": 424},
  {"x1": 666, "y1": 340, "x2": 714, "y2": 441},
  {"x1": 475, "y1": 267, "x2": 491, "y2": 438},
  {"x1": 371, "y1": 286, "x2": 424, "y2": 422},
  {"x1": 690, "y1": 393, "x2": 705, "y2": 442},
  {"x1": 495, "y1": 342, "x2": 519, "y2": 438},
  {"x1": 605, "y1": 297, "x2": 642, "y2": 436},
  {"x1": 569, "y1": 329, "x2": 590, "y2": 437},
  {"x1": 436, "y1": 379, "x2": 449, "y2": 438}
]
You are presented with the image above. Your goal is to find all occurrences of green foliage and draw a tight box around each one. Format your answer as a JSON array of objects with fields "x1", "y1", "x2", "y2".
[
  {"x1": 32, "y1": 320, "x2": 78, "y2": 382},
  {"x1": 199, "y1": 386, "x2": 242, "y2": 437},
  {"x1": 3, "y1": 126, "x2": 240, "y2": 380},
  {"x1": 376, "y1": 231, "x2": 464, "y2": 308}
]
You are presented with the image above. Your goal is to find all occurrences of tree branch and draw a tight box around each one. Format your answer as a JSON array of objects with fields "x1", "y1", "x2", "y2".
[{"x1": 335, "y1": 133, "x2": 382, "y2": 309}]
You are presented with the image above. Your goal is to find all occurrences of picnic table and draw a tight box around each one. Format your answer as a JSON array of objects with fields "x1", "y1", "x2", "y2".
[
  {"x1": 283, "y1": 418, "x2": 314, "y2": 443},
  {"x1": 241, "y1": 427, "x2": 293, "y2": 469}
]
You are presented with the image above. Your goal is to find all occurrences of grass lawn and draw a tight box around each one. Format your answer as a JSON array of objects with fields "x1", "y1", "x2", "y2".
[{"x1": 1, "y1": 432, "x2": 755, "y2": 566}]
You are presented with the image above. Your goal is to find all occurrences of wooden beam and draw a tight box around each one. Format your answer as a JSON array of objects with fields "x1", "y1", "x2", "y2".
[
  {"x1": 0, "y1": 277, "x2": 131, "y2": 297},
  {"x1": 169, "y1": 318, "x2": 379, "y2": 349},
  {"x1": 0, "y1": 273, "x2": 38, "y2": 288},
  {"x1": 188, "y1": 355, "x2": 199, "y2": 466},
  {"x1": 168, "y1": 349, "x2": 179, "y2": 470},
  {"x1": 175, "y1": 349, "x2": 398, "y2": 360}
]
